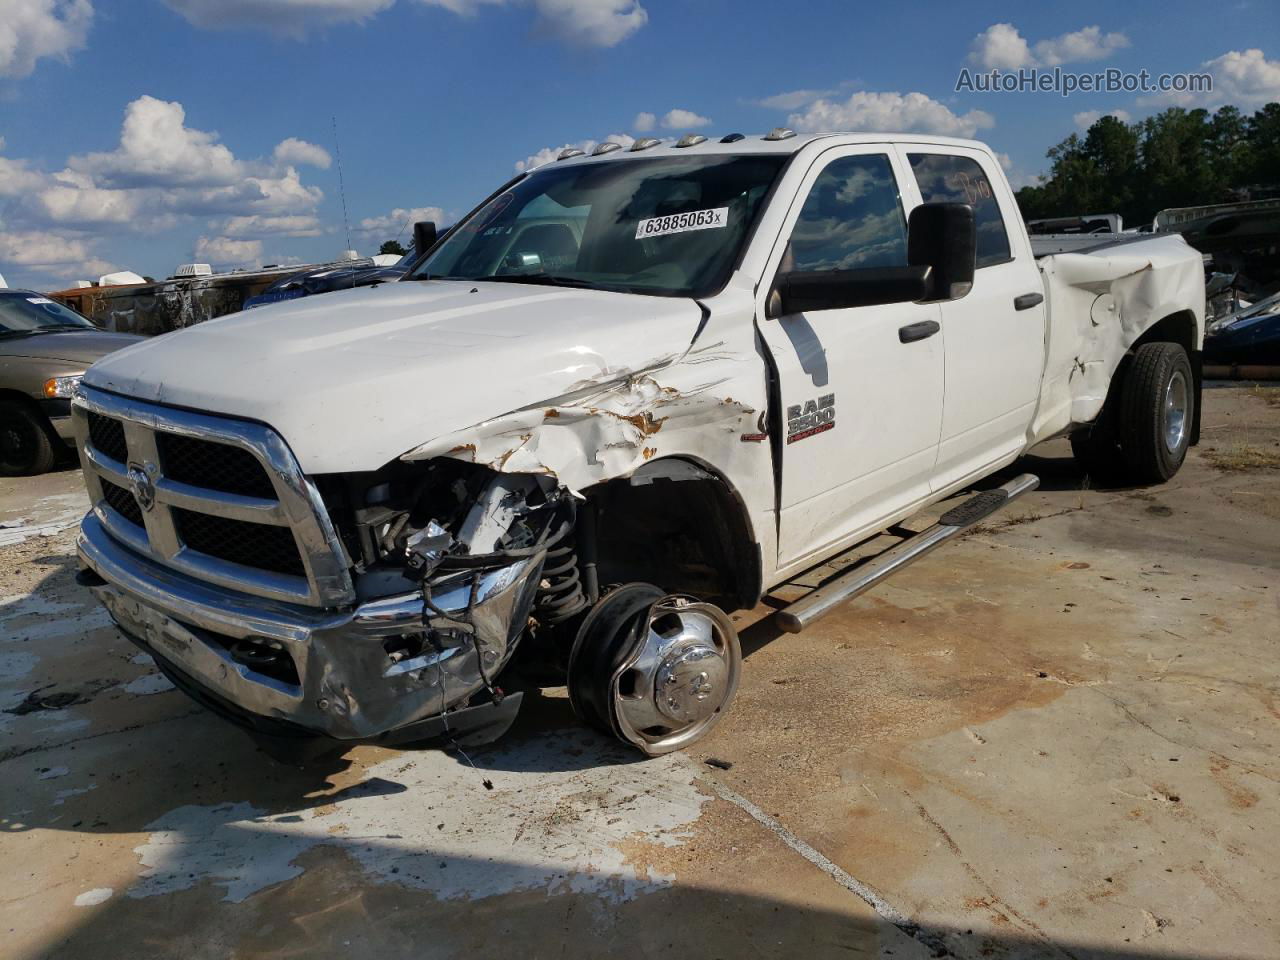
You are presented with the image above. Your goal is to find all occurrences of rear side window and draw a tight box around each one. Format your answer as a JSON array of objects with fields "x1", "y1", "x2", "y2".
[
  {"x1": 907, "y1": 154, "x2": 1012, "y2": 267},
  {"x1": 785, "y1": 154, "x2": 907, "y2": 273}
]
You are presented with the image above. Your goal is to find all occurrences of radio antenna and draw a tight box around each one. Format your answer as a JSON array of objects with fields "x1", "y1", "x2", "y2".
[{"x1": 332, "y1": 115, "x2": 353, "y2": 258}]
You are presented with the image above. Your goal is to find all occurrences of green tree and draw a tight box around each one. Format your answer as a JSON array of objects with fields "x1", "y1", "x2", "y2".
[
  {"x1": 379, "y1": 239, "x2": 406, "y2": 256},
  {"x1": 1014, "y1": 102, "x2": 1280, "y2": 226}
]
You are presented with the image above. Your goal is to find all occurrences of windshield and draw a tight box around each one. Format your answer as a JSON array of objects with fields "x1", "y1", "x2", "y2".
[
  {"x1": 411, "y1": 154, "x2": 788, "y2": 297},
  {"x1": 0, "y1": 292, "x2": 96, "y2": 336}
]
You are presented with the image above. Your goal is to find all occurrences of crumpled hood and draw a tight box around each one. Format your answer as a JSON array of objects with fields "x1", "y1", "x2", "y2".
[
  {"x1": 3, "y1": 330, "x2": 143, "y2": 365},
  {"x1": 84, "y1": 280, "x2": 704, "y2": 473}
]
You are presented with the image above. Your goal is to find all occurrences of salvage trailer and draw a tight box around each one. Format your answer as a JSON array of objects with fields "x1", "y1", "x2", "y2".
[
  {"x1": 47, "y1": 258, "x2": 393, "y2": 336},
  {"x1": 72, "y1": 131, "x2": 1206, "y2": 758}
]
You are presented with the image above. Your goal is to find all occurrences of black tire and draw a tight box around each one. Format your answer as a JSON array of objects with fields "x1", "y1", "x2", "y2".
[
  {"x1": 0, "y1": 400, "x2": 58, "y2": 476},
  {"x1": 1070, "y1": 415, "x2": 1126, "y2": 487},
  {"x1": 1117, "y1": 342, "x2": 1194, "y2": 484}
]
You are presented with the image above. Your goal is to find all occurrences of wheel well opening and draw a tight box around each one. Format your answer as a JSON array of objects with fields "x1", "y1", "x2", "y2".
[
  {"x1": 583, "y1": 460, "x2": 760, "y2": 612},
  {"x1": 1132, "y1": 310, "x2": 1198, "y2": 355}
]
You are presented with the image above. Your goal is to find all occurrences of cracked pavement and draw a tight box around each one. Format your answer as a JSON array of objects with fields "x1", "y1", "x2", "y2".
[{"x1": 2, "y1": 383, "x2": 1278, "y2": 959}]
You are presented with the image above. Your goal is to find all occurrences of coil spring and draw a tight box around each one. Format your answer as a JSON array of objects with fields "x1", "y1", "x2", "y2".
[{"x1": 536, "y1": 540, "x2": 589, "y2": 624}]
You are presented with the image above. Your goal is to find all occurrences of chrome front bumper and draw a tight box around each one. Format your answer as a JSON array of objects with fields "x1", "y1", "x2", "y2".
[{"x1": 78, "y1": 512, "x2": 542, "y2": 740}]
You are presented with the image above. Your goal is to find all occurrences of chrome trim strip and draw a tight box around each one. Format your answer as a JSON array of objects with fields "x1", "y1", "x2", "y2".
[{"x1": 73, "y1": 384, "x2": 354, "y2": 607}]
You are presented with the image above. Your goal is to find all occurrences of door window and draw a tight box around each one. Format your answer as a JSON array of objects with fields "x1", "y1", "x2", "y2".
[
  {"x1": 907, "y1": 153, "x2": 1011, "y2": 267},
  {"x1": 784, "y1": 154, "x2": 908, "y2": 273}
]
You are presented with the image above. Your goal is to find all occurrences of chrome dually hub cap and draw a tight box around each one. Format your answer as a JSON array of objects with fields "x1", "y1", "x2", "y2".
[
  {"x1": 1165, "y1": 369, "x2": 1189, "y2": 454},
  {"x1": 612, "y1": 597, "x2": 741, "y2": 755}
]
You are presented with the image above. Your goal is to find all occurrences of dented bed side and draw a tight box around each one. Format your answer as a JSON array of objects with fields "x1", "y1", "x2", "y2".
[{"x1": 1029, "y1": 233, "x2": 1206, "y2": 445}]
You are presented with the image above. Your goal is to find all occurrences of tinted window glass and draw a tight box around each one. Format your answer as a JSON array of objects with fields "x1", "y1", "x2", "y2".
[
  {"x1": 785, "y1": 154, "x2": 907, "y2": 272},
  {"x1": 908, "y1": 153, "x2": 1011, "y2": 267}
]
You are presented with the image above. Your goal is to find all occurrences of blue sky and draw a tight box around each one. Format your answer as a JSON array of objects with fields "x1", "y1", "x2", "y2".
[{"x1": 1, "y1": 0, "x2": 1277, "y2": 289}]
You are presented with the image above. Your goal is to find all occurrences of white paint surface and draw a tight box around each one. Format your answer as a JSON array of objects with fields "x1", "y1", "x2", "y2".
[
  {"x1": 124, "y1": 673, "x2": 175, "y2": 696},
  {"x1": 132, "y1": 730, "x2": 708, "y2": 904},
  {"x1": 73, "y1": 888, "x2": 114, "y2": 907}
]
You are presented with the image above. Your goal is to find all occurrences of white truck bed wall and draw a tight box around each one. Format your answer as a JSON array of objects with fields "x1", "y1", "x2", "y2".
[{"x1": 1030, "y1": 233, "x2": 1205, "y2": 445}]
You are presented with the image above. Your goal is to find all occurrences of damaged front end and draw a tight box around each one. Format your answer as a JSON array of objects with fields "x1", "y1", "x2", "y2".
[{"x1": 78, "y1": 436, "x2": 577, "y2": 746}]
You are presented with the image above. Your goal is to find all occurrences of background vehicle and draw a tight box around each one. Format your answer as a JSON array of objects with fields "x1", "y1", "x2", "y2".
[
  {"x1": 242, "y1": 243, "x2": 433, "y2": 310},
  {"x1": 0, "y1": 290, "x2": 141, "y2": 475},
  {"x1": 72, "y1": 131, "x2": 1205, "y2": 757}
]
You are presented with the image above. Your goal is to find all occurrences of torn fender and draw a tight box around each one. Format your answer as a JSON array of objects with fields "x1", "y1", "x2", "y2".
[{"x1": 401, "y1": 340, "x2": 761, "y2": 494}]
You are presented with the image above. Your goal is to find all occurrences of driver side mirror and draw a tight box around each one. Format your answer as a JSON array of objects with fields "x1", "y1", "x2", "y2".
[
  {"x1": 766, "y1": 201, "x2": 975, "y2": 318},
  {"x1": 413, "y1": 221, "x2": 438, "y2": 257}
]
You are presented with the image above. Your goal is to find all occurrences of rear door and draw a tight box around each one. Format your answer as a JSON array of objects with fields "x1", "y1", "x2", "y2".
[
  {"x1": 756, "y1": 146, "x2": 944, "y2": 572},
  {"x1": 897, "y1": 146, "x2": 1046, "y2": 489}
]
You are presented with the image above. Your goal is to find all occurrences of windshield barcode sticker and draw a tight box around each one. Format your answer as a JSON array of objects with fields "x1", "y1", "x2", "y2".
[{"x1": 635, "y1": 207, "x2": 728, "y2": 239}]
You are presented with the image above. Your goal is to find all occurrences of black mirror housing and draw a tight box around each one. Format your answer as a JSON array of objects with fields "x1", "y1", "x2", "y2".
[
  {"x1": 413, "y1": 221, "x2": 438, "y2": 258},
  {"x1": 769, "y1": 265, "x2": 933, "y2": 317},
  {"x1": 907, "y1": 202, "x2": 976, "y2": 301}
]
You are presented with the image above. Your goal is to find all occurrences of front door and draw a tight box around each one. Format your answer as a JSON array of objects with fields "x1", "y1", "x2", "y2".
[{"x1": 755, "y1": 146, "x2": 945, "y2": 572}]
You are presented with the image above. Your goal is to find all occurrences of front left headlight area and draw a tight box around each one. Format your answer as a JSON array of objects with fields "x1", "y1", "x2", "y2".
[{"x1": 43, "y1": 374, "x2": 83, "y2": 399}]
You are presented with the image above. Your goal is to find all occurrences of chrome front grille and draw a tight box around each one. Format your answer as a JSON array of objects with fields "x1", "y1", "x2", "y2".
[{"x1": 73, "y1": 385, "x2": 354, "y2": 607}]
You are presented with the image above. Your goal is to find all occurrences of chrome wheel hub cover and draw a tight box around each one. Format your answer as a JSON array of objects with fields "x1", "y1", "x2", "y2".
[
  {"x1": 611, "y1": 597, "x2": 741, "y2": 756},
  {"x1": 1164, "y1": 369, "x2": 1189, "y2": 454}
]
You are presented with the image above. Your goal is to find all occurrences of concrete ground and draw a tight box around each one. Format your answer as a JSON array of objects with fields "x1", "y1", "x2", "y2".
[{"x1": 2, "y1": 383, "x2": 1277, "y2": 960}]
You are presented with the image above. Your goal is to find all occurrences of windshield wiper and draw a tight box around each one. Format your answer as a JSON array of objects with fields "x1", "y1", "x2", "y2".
[{"x1": 469, "y1": 274, "x2": 597, "y2": 289}]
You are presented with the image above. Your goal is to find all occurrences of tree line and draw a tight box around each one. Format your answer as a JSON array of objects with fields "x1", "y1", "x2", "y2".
[{"x1": 1015, "y1": 104, "x2": 1280, "y2": 227}]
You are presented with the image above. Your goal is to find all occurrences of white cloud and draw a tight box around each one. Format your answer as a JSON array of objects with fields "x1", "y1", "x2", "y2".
[
  {"x1": 753, "y1": 88, "x2": 839, "y2": 111},
  {"x1": 968, "y1": 23, "x2": 1034, "y2": 70},
  {"x1": 968, "y1": 22, "x2": 1129, "y2": 70},
  {"x1": 356, "y1": 205, "x2": 447, "y2": 237},
  {"x1": 1073, "y1": 109, "x2": 1132, "y2": 130},
  {"x1": 788, "y1": 91, "x2": 995, "y2": 139},
  {"x1": 1138, "y1": 47, "x2": 1280, "y2": 108},
  {"x1": 1033, "y1": 26, "x2": 1129, "y2": 67},
  {"x1": 531, "y1": 0, "x2": 646, "y2": 47},
  {"x1": 222, "y1": 214, "x2": 327, "y2": 238},
  {"x1": 272, "y1": 137, "x2": 331, "y2": 169},
  {"x1": 0, "y1": 229, "x2": 93, "y2": 267},
  {"x1": 1203, "y1": 48, "x2": 1280, "y2": 106},
  {"x1": 633, "y1": 111, "x2": 656, "y2": 132},
  {"x1": 415, "y1": 0, "x2": 646, "y2": 47},
  {"x1": 0, "y1": 0, "x2": 93, "y2": 80},
  {"x1": 660, "y1": 108, "x2": 711, "y2": 130},
  {"x1": 514, "y1": 133, "x2": 634, "y2": 172},
  {"x1": 71, "y1": 95, "x2": 242, "y2": 188},
  {"x1": 195, "y1": 235, "x2": 263, "y2": 268},
  {"x1": 161, "y1": 0, "x2": 395, "y2": 36}
]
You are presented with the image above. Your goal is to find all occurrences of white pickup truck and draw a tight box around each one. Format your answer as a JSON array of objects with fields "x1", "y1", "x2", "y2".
[{"x1": 72, "y1": 130, "x2": 1205, "y2": 756}]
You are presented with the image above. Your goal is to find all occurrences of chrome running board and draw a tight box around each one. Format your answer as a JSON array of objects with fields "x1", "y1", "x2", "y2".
[{"x1": 775, "y1": 474, "x2": 1040, "y2": 634}]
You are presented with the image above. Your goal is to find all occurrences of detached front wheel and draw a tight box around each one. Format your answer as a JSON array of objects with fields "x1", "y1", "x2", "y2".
[{"x1": 568, "y1": 583, "x2": 742, "y2": 756}]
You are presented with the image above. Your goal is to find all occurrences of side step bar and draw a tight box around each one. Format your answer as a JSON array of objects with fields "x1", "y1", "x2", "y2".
[{"x1": 775, "y1": 474, "x2": 1040, "y2": 634}]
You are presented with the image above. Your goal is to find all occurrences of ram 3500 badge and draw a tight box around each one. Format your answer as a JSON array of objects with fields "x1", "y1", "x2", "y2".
[{"x1": 74, "y1": 130, "x2": 1206, "y2": 756}]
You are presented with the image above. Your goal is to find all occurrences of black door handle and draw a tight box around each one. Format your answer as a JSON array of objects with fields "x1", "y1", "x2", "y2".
[
  {"x1": 898, "y1": 320, "x2": 941, "y2": 343},
  {"x1": 1014, "y1": 292, "x2": 1044, "y2": 311}
]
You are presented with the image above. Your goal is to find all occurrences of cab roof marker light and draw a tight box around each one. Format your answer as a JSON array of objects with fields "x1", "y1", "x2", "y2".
[
  {"x1": 720, "y1": 133, "x2": 746, "y2": 143},
  {"x1": 763, "y1": 127, "x2": 796, "y2": 141},
  {"x1": 674, "y1": 134, "x2": 707, "y2": 148},
  {"x1": 592, "y1": 142, "x2": 623, "y2": 155},
  {"x1": 630, "y1": 138, "x2": 662, "y2": 152},
  {"x1": 557, "y1": 148, "x2": 586, "y2": 160}
]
